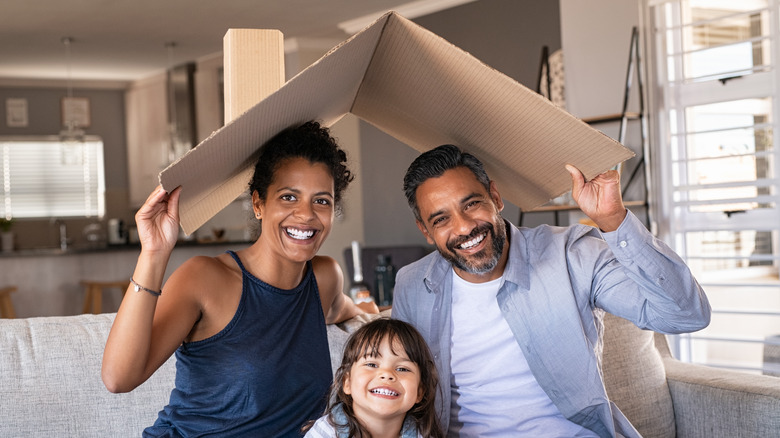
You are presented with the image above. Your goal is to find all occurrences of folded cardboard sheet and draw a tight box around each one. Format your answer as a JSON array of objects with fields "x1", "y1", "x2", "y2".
[{"x1": 160, "y1": 11, "x2": 634, "y2": 235}]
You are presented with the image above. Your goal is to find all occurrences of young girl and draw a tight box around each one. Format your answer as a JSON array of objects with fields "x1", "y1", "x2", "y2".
[
  {"x1": 102, "y1": 121, "x2": 376, "y2": 437},
  {"x1": 304, "y1": 318, "x2": 443, "y2": 438}
]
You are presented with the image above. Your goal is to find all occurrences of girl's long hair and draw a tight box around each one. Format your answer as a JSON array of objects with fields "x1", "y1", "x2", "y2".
[{"x1": 309, "y1": 317, "x2": 443, "y2": 437}]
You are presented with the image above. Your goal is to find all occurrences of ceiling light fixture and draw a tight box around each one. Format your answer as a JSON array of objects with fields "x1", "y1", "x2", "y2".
[
  {"x1": 165, "y1": 41, "x2": 186, "y2": 164},
  {"x1": 59, "y1": 37, "x2": 86, "y2": 164}
]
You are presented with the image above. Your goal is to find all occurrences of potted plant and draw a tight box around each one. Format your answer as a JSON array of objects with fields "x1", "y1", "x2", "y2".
[{"x1": 1, "y1": 218, "x2": 15, "y2": 253}]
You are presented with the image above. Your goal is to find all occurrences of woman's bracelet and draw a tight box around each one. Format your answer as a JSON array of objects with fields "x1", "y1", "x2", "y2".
[{"x1": 130, "y1": 277, "x2": 162, "y2": 297}]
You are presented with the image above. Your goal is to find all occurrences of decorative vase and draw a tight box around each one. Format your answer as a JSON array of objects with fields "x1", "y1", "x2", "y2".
[{"x1": 1, "y1": 231, "x2": 14, "y2": 253}]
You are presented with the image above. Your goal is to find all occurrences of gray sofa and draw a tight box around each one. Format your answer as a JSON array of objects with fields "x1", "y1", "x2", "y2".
[
  {"x1": 1, "y1": 311, "x2": 779, "y2": 437},
  {"x1": 601, "y1": 313, "x2": 780, "y2": 437}
]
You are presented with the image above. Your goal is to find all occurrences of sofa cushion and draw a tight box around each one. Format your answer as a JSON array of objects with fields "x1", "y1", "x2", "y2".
[
  {"x1": 0, "y1": 313, "x2": 176, "y2": 437},
  {"x1": 601, "y1": 312, "x2": 675, "y2": 438},
  {"x1": 327, "y1": 310, "x2": 391, "y2": 373}
]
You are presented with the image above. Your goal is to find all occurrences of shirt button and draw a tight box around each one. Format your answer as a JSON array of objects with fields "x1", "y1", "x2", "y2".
[{"x1": 619, "y1": 240, "x2": 628, "y2": 248}]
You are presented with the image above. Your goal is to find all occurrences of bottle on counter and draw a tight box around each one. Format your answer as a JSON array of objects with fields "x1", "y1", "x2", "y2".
[
  {"x1": 348, "y1": 241, "x2": 374, "y2": 305},
  {"x1": 107, "y1": 218, "x2": 127, "y2": 245},
  {"x1": 374, "y1": 254, "x2": 395, "y2": 307}
]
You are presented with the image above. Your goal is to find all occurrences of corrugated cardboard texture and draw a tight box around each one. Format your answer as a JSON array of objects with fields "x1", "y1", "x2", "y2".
[
  {"x1": 352, "y1": 14, "x2": 633, "y2": 209},
  {"x1": 161, "y1": 11, "x2": 634, "y2": 235},
  {"x1": 223, "y1": 29, "x2": 285, "y2": 123}
]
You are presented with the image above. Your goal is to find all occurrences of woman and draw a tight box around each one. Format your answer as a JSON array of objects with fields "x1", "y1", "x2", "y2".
[{"x1": 102, "y1": 121, "x2": 376, "y2": 437}]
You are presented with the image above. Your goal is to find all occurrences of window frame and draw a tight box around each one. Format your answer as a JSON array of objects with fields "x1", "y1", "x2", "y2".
[
  {"x1": 643, "y1": 0, "x2": 780, "y2": 373},
  {"x1": 0, "y1": 135, "x2": 106, "y2": 220}
]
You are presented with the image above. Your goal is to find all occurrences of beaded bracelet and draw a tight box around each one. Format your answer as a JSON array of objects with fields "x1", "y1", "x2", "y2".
[{"x1": 130, "y1": 277, "x2": 162, "y2": 297}]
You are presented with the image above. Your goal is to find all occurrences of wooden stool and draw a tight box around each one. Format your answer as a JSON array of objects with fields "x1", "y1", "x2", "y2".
[
  {"x1": 0, "y1": 286, "x2": 17, "y2": 318},
  {"x1": 81, "y1": 281, "x2": 129, "y2": 314}
]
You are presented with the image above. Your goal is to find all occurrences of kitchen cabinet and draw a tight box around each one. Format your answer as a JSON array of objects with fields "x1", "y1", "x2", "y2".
[{"x1": 125, "y1": 73, "x2": 169, "y2": 207}]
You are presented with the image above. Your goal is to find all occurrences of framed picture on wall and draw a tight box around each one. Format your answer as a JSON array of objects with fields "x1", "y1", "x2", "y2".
[
  {"x1": 61, "y1": 97, "x2": 91, "y2": 128},
  {"x1": 6, "y1": 98, "x2": 29, "y2": 127}
]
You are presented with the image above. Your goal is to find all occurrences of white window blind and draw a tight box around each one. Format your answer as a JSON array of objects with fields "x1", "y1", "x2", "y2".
[
  {"x1": 0, "y1": 136, "x2": 105, "y2": 219},
  {"x1": 645, "y1": 0, "x2": 780, "y2": 375}
]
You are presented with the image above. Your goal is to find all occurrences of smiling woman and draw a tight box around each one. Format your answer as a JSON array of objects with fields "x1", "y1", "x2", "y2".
[
  {"x1": 251, "y1": 158, "x2": 336, "y2": 271},
  {"x1": 102, "y1": 120, "x2": 377, "y2": 437}
]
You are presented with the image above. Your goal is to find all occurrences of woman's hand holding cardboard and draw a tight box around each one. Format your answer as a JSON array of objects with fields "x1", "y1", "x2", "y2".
[{"x1": 136, "y1": 185, "x2": 182, "y2": 254}]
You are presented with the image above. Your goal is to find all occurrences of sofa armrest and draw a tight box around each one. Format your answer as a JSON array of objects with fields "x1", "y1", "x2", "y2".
[{"x1": 654, "y1": 333, "x2": 780, "y2": 438}]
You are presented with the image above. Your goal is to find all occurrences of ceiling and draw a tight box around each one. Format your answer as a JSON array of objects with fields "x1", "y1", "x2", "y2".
[{"x1": 0, "y1": 0, "x2": 476, "y2": 83}]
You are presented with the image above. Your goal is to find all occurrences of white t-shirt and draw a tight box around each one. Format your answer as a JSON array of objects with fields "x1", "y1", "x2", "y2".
[{"x1": 448, "y1": 270, "x2": 597, "y2": 437}]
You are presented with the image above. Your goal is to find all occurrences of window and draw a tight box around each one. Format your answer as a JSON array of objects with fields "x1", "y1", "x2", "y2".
[
  {"x1": 0, "y1": 136, "x2": 105, "y2": 219},
  {"x1": 645, "y1": 0, "x2": 780, "y2": 375}
]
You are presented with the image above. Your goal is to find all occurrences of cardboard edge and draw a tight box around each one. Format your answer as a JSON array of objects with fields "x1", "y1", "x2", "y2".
[
  {"x1": 352, "y1": 12, "x2": 636, "y2": 211},
  {"x1": 158, "y1": 13, "x2": 396, "y2": 234}
]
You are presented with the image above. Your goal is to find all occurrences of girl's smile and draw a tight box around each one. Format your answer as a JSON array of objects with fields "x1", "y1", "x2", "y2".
[{"x1": 344, "y1": 336, "x2": 423, "y2": 430}]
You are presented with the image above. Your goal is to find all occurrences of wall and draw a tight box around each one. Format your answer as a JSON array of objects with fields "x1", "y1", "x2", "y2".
[
  {"x1": 0, "y1": 84, "x2": 133, "y2": 250},
  {"x1": 559, "y1": 0, "x2": 641, "y2": 119},
  {"x1": 558, "y1": 0, "x2": 647, "y2": 226},
  {"x1": 321, "y1": 114, "x2": 366, "y2": 279},
  {"x1": 359, "y1": 0, "x2": 564, "y2": 247}
]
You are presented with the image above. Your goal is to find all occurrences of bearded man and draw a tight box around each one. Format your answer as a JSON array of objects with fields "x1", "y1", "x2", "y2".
[{"x1": 392, "y1": 144, "x2": 710, "y2": 438}]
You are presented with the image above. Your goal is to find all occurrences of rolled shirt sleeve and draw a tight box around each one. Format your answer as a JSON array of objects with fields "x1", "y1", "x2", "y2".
[{"x1": 594, "y1": 210, "x2": 711, "y2": 334}]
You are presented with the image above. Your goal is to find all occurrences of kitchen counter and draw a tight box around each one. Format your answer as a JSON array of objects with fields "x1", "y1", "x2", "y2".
[
  {"x1": 0, "y1": 240, "x2": 253, "y2": 318},
  {"x1": 0, "y1": 238, "x2": 253, "y2": 258}
]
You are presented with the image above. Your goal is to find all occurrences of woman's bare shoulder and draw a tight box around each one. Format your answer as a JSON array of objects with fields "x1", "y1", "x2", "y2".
[
  {"x1": 311, "y1": 255, "x2": 341, "y2": 281},
  {"x1": 161, "y1": 253, "x2": 244, "y2": 341},
  {"x1": 167, "y1": 253, "x2": 241, "y2": 293},
  {"x1": 311, "y1": 255, "x2": 344, "y2": 306}
]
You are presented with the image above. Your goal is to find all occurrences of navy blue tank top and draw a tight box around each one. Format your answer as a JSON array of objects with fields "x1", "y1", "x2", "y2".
[{"x1": 144, "y1": 251, "x2": 332, "y2": 437}]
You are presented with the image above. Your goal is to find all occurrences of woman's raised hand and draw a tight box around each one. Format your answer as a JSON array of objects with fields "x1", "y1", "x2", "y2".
[
  {"x1": 136, "y1": 185, "x2": 182, "y2": 253},
  {"x1": 103, "y1": 185, "x2": 183, "y2": 392}
]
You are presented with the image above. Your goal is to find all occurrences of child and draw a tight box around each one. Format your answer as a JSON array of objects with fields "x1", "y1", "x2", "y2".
[{"x1": 304, "y1": 318, "x2": 443, "y2": 438}]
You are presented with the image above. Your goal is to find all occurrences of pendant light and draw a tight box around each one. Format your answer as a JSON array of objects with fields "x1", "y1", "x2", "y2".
[
  {"x1": 59, "y1": 37, "x2": 85, "y2": 164},
  {"x1": 165, "y1": 41, "x2": 188, "y2": 164}
]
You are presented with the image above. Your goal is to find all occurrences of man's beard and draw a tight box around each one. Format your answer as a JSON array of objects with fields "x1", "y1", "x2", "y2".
[{"x1": 438, "y1": 218, "x2": 507, "y2": 275}]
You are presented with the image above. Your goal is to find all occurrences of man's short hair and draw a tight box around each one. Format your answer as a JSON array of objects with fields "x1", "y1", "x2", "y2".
[{"x1": 403, "y1": 144, "x2": 491, "y2": 222}]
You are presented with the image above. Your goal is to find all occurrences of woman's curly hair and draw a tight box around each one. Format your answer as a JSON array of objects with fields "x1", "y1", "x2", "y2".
[{"x1": 248, "y1": 120, "x2": 354, "y2": 213}]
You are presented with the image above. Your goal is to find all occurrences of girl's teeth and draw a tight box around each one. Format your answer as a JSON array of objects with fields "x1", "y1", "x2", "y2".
[{"x1": 371, "y1": 388, "x2": 398, "y2": 396}]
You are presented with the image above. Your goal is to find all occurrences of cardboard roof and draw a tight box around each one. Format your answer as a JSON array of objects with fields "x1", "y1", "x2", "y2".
[{"x1": 160, "y1": 11, "x2": 634, "y2": 235}]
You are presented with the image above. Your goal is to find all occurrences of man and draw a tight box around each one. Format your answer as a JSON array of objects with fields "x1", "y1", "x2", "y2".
[{"x1": 392, "y1": 144, "x2": 710, "y2": 437}]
